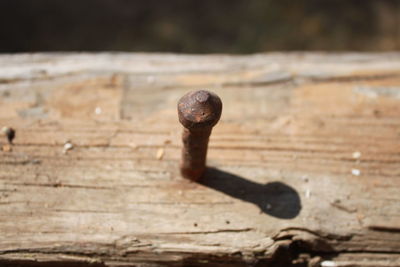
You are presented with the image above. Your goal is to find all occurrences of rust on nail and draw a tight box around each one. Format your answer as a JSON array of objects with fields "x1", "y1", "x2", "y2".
[{"x1": 177, "y1": 90, "x2": 222, "y2": 181}]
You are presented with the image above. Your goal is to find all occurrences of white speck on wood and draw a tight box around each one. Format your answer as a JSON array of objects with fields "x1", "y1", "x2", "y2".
[
  {"x1": 95, "y1": 107, "x2": 102, "y2": 115},
  {"x1": 63, "y1": 142, "x2": 74, "y2": 154},
  {"x1": 351, "y1": 169, "x2": 361, "y2": 176}
]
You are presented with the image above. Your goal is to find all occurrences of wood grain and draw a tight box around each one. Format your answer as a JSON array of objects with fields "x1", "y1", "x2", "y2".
[{"x1": 0, "y1": 53, "x2": 400, "y2": 266}]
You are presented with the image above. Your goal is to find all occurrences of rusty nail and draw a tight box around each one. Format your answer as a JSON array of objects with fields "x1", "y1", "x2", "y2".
[
  {"x1": 177, "y1": 90, "x2": 222, "y2": 181},
  {"x1": 1, "y1": 126, "x2": 15, "y2": 144}
]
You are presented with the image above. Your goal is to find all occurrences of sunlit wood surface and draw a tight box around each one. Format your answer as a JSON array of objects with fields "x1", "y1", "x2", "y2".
[{"x1": 1, "y1": 53, "x2": 400, "y2": 266}]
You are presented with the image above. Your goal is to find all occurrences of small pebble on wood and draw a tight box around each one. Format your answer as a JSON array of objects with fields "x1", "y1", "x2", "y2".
[{"x1": 1, "y1": 126, "x2": 15, "y2": 144}]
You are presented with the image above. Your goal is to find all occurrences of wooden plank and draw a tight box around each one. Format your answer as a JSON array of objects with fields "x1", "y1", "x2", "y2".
[{"x1": 0, "y1": 53, "x2": 400, "y2": 266}]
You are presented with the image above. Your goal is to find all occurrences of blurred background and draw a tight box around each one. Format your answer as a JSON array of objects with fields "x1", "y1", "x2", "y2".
[{"x1": 0, "y1": 0, "x2": 399, "y2": 54}]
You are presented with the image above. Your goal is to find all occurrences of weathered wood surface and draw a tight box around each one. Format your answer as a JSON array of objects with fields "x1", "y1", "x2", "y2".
[{"x1": 0, "y1": 53, "x2": 400, "y2": 266}]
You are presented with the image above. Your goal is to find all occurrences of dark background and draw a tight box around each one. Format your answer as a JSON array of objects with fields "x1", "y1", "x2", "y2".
[{"x1": 0, "y1": 0, "x2": 399, "y2": 53}]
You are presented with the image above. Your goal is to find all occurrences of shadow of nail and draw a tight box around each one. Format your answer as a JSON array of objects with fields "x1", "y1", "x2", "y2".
[{"x1": 200, "y1": 167, "x2": 302, "y2": 219}]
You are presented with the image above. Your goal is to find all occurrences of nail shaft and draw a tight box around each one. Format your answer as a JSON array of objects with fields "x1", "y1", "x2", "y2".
[{"x1": 180, "y1": 127, "x2": 212, "y2": 180}]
